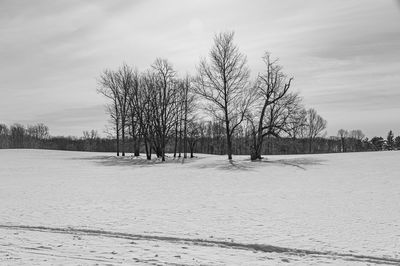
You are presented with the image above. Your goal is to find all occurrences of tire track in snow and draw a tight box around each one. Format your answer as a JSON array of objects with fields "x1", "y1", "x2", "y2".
[{"x1": 1, "y1": 224, "x2": 399, "y2": 265}]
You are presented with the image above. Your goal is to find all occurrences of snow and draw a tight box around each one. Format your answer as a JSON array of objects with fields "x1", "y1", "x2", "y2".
[{"x1": 1, "y1": 149, "x2": 400, "y2": 265}]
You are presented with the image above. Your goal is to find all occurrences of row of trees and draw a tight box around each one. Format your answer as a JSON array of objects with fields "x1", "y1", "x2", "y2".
[
  {"x1": 0, "y1": 123, "x2": 49, "y2": 148},
  {"x1": 337, "y1": 129, "x2": 366, "y2": 152},
  {"x1": 336, "y1": 129, "x2": 400, "y2": 152},
  {"x1": 0, "y1": 124, "x2": 116, "y2": 151},
  {"x1": 98, "y1": 31, "x2": 328, "y2": 161}
]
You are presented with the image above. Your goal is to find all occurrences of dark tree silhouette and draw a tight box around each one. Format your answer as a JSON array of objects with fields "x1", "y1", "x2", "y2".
[
  {"x1": 387, "y1": 130, "x2": 394, "y2": 150},
  {"x1": 195, "y1": 31, "x2": 251, "y2": 160},
  {"x1": 306, "y1": 108, "x2": 327, "y2": 153},
  {"x1": 247, "y1": 53, "x2": 296, "y2": 160},
  {"x1": 337, "y1": 129, "x2": 348, "y2": 152},
  {"x1": 98, "y1": 69, "x2": 121, "y2": 156},
  {"x1": 151, "y1": 58, "x2": 179, "y2": 161}
]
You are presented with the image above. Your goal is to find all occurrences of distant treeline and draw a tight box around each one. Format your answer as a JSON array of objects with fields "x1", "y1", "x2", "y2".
[
  {"x1": 1, "y1": 123, "x2": 399, "y2": 156},
  {"x1": 0, "y1": 124, "x2": 114, "y2": 152}
]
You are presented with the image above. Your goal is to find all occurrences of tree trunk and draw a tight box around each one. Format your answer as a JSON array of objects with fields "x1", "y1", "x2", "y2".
[
  {"x1": 116, "y1": 119, "x2": 120, "y2": 156},
  {"x1": 227, "y1": 135, "x2": 233, "y2": 160},
  {"x1": 189, "y1": 141, "x2": 196, "y2": 158},
  {"x1": 132, "y1": 115, "x2": 140, "y2": 157},
  {"x1": 154, "y1": 144, "x2": 162, "y2": 158},
  {"x1": 121, "y1": 122, "x2": 125, "y2": 156},
  {"x1": 183, "y1": 110, "x2": 188, "y2": 159},
  {"x1": 161, "y1": 132, "x2": 166, "y2": 161},
  {"x1": 134, "y1": 137, "x2": 140, "y2": 156},
  {"x1": 250, "y1": 132, "x2": 263, "y2": 161},
  {"x1": 144, "y1": 137, "x2": 151, "y2": 160},
  {"x1": 161, "y1": 147, "x2": 166, "y2": 162},
  {"x1": 178, "y1": 124, "x2": 182, "y2": 158},
  {"x1": 341, "y1": 138, "x2": 346, "y2": 152},
  {"x1": 173, "y1": 119, "x2": 178, "y2": 158},
  {"x1": 225, "y1": 118, "x2": 233, "y2": 160}
]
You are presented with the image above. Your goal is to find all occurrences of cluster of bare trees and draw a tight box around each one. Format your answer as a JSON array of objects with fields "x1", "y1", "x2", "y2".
[
  {"x1": 0, "y1": 123, "x2": 49, "y2": 148},
  {"x1": 97, "y1": 31, "x2": 327, "y2": 161},
  {"x1": 195, "y1": 32, "x2": 326, "y2": 160},
  {"x1": 337, "y1": 129, "x2": 365, "y2": 152},
  {"x1": 98, "y1": 60, "x2": 196, "y2": 161},
  {"x1": 82, "y1": 129, "x2": 99, "y2": 151}
]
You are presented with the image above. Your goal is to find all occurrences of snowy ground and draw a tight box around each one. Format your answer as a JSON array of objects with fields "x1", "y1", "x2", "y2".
[{"x1": 0, "y1": 149, "x2": 399, "y2": 265}]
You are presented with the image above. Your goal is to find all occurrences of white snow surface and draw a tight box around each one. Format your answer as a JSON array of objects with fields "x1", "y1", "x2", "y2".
[{"x1": 1, "y1": 149, "x2": 399, "y2": 265}]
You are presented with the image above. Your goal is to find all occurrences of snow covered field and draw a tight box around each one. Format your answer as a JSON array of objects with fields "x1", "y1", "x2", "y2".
[{"x1": 1, "y1": 149, "x2": 399, "y2": 265}]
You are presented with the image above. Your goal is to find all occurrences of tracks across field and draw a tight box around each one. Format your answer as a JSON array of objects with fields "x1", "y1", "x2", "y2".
[{"x1": 1, "y1": 224, "x2": 399, "y2": 265}]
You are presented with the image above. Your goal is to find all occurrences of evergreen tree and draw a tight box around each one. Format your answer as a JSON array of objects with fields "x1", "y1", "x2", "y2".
[
  {"x1": 387, "y1": 130, "x2": 394, "y2": 150},
  {"x1": 394, "y1": 135, "x2": 400, "y2": 150},
  {"x1": 371, "y1": 136, "x2": 384, "y2": 151}
]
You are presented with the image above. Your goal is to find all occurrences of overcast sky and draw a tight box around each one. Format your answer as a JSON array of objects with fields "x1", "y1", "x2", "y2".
[{"x1": 0, "y1": 0, "x2": 399, "y2": 138}]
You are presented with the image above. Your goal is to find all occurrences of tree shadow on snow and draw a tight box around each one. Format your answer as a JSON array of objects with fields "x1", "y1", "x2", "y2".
[
  {"x1": 254, "y1": 157, "x2": 325, "y2": 170},
  {"x1": 195, "y1": 159, "x2": 255, "y2": 171},
  {"x1": 70, "y1": 155, "x2": 201, "y2": 168},
  {"x1": 71, "y1": 155, "x2": 324, "y2": 170},
  {"x1": 219, "y1": 160, "x2": 254, "y2": 171},
  {"x1": 195, "y1": 157, "x2": 325, "y2": 171}
]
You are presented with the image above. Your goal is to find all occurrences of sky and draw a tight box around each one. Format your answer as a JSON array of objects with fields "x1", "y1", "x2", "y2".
[{"x1": 0, "y1": 0, "x2": 399, "y2": 138}]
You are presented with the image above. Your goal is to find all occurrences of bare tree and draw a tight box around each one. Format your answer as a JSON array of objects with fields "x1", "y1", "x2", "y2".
[
  {"x1": 247, "y1": 53, "x2": 295, "y2": 160},
  {"x1": 115, "y1": 64, "x2": 134, "y2": 156},
  {"x1": 287, "y1": 108, "x2": 307, "y2": 140},
  {"x1": 26, "y1": 123, "x2": 49, "y2": 148},
  {"x1": 127, "y1": 69, "x2": 141, "y2": 156},
  {"x1": 82, "y1": 129, "x2": 99, "y2": 151},
  {"x1": 83, "y1": 129, "x2": 98, "y2": 139},
  {"x1": 349, "y1": 129, "x2": 364, "y2": 141},
  {"x1": 187, "y1": 120, "x2": 201, "y2": 158},
  {"x1": 10, "y1": 123, "x2": 25, "y2": 148},
  {"x1": 136, "y1": 70, "x2": 159, "y2": 160},
  {"x1": 195, "y1": 31, "x2": 251, "y2": 160},
  {"x1": 98, "y1": 69, "x2": 121, "y2": 156},
  {"x1": 0, "y1": 124, "x2": 9, "y2": 148},
  {"x1": 337, "y1": 129, "x2": 348, "y2": 152},
  {"x1": 349, "y1": 129, "x2": 365, "y2": 152},
  {"x1": 183, "y1": 76, "x2": 197, "y2": 159},
  {"x1": 98, "y1": 64, "x2": 135, "y2": 157},
  {"x1": 175, "y1": 75, "x2": 196, "y2": 159},
  {"x1": 36, "y1": 123, "x2": 49, "y2": 140},
  {"x1": 173, "y1": 80, "x2": 184, "y2": 158},
  {"x1": 26, "y1": 123, "x2": 49, "y2": 140},
  {"x1": 306, "y1": 108, "x2": 327, "y2": 153},
  {"x1": 151, "y1": 58, "x2": 179, "y2": 161},
  {"x1": 141, "y1": 71, "x2": 155, "y2": 159}
]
